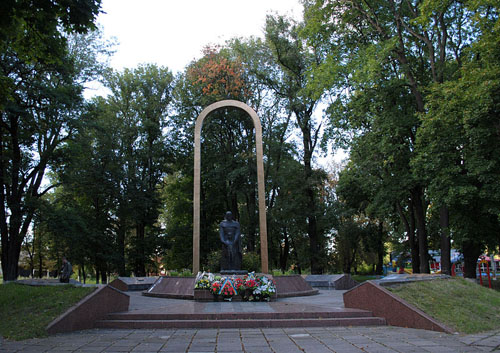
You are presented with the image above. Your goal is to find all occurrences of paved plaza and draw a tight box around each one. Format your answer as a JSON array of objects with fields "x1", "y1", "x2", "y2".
[
  {"x1": 1, "y1": 289, "x2": 499, "y2": 352},
  {"x1": 1, "y1": 326, "x2": 500, "y2": 353}
]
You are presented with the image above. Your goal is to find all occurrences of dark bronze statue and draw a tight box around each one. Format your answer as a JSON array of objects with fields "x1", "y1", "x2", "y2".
[{"x1": 219, "y1": 211, "x2": 242, "y2": 271}]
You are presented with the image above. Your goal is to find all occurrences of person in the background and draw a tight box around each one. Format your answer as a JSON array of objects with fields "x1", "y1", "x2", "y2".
[{"x1": 60, "y1": 256, "x2": 72, "y2": 283}]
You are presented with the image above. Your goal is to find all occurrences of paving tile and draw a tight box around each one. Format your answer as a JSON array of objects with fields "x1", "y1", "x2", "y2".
[
  {"x1": 74, "y1": 348, "x2": 107, "y2": 353},
  {"x1": 103, "y1": 346, "x2": 135, "y2": 352},
  {"x1": 132, "y1": 343, "x2": 165, "y2": 351},
  {"x1": 244, "y1": 349, "x2": 274, "y2": 353},
  {"x1": 217, "y1": 346, "x2": 244, "y2": 352},
  {"x1": 159, "y1": 346, "x2": 189, "y2": 352}
]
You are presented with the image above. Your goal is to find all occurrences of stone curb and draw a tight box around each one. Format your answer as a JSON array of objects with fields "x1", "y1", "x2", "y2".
[{"x1": 344, "y1": 280, "x2": 455, "y2": 333}]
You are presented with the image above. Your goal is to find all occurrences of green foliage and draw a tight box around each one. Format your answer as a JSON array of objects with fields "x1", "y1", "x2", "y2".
[
  {"x1": 302, "y1": 0, "x2": 500, "y2": 275},
  {"x1": 265, "y1": 14, "x2": 330, "y2": 274},
  {"x1": 0, "y1": 283, "x2": 95, "y2": 340},
  {"x1": 388, "y1": 278, "x2": 500, "y2": 333},
  {"x1": 179, "y1": 269, "x2": 193, "y2": 277},
  {"x1": 205, "y1": 250, "x2": 222, "y2": 273},
  {"x1": 242, "y1": 252, "x2": 261, "y2": 273},
  {"x1": 0, "y1": 20, "x2": 106, "y2": 280},
  {"x1": 9, "y1": 0, "x2": 499, "y2": 283},
  {"x1": 412, "y1": 0, "x2": 500, "y2": 272}
]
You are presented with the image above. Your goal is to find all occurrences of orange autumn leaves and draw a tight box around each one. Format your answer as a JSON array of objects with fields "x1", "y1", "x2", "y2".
[{"x1": 187, "y1": 46, "x2": 252, "y2": 101}]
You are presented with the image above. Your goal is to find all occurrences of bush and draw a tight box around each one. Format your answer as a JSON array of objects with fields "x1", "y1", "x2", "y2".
[
  {"x1": 242, "y1": 252, "x2": 261, "y2": 272},
  {"x1": 179, "y1": 269, "x2": 193, "y2": 277},
  {"x1": 167, "y1": 269, "x2": 193, "y2": 277},
  {"x1": 204, "y1": 250, "x2": 221, "y2": 273}
]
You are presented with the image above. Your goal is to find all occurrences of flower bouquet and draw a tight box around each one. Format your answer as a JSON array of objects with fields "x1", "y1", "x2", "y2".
[
  {"x1": 194, "y1": 271, "x2": 214, "y2": 289},
  {"x1": 218, "y1": 278, "x2": 237, "y2": 301},
  {"x1": 234, "y1": 277, "x2": 245, "y2": 299},
  {"x1": 254, "y1": 276, "x2": 276, "y2": 301},
  {"x1": 210, "y1": 280, "x2": 221, "y2": 301},
  {"x1": 241, "y1": 272, "x2": 260, "y2": 301}
]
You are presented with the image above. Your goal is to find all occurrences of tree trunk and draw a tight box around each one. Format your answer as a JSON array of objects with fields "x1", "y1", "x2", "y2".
[
  {"x1": 462, "y1": 240, "x2": 482, "y2": 279},
  {"x1": 303, "y1": 142, "x2": 320, "y2": 274},
  {"x1": 308, "y1": 210, "x2": 321, "y2": 274},
  {"x1": 38, "y1": 255, "x2": 43, "y2": 278},
  {"x1": 135, "y1": 223, "x2": 146, "y2": 277},
  {"x1": 290, "y1": 235, "x2": 301, "y2": 275},
  {"x1": 82, "y1": 262, "x2": 86, "y2": 284},
  {"x1": 279, "y1": 228, "x2": 290, "y2": 273},
  {"x1": 343, "y1": 247, "x2": 357, "y2": 274},
  {"x1": 37, "y1": 232, "x2": 43, "y2": 278},
  {"x1": 116, "y1": 223, "x2": 126, "y2": 276},
  {"x1": 100, "y1": 270, "x2": 107, "y2": 284},
  {"x1": 440, "y1": 205, "x2": 451, "y2": 275},
  {"x1": 396, "y1": 201, "x2": 419, "y2": 273},
  {"x1": 95, "y1": 267, "x2": 100, "y2": 284},
  {"x1": 4, "y1": 243, "x2": 22, "y2": 281},
  {"x1": 412, "y1": 188, "x2": 429, "y2": 273},
  {"x1": 375, "y1": 221, "x2": 384, "y2": 275}
]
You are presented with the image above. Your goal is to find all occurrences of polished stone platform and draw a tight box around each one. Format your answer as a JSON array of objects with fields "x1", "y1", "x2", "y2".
[
  {"x1": 109, "y1": 276, "x2": 158, "y2": 291},
  {"x1": 143, "y1": 277, "x2": 195, "y2": 299},
  {"x1": 143, "y1": 275, "x2": 317, "y2": 299},
  {"x1": 95, "y1": 290, "x2": 386, "y2": 329},
  {"x1": 305, "y1": 274, "x2": 358, "y2": 290}
]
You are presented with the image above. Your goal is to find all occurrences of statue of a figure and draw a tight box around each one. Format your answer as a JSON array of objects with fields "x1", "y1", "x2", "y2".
[{"x1": 219, "y1": 211, "x2": 242, "y2": 271}]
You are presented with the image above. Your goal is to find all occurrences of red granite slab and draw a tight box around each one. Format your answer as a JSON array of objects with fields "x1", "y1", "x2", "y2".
[
  {"x1": 143, "y1": 276, "x2": 195, "y2": 299},
  {"x1": 96, "y1": 316, "x2": 385, "y2": 329},
  {"x1": 343, "y1": 280, "x2": 454, "y2": 333},
  {"x1": 274, "y1": 275, "x2": 318, "y2": 297},
  {"x1": 47, "y1": 285, "x2": 129, "y2": 335}
]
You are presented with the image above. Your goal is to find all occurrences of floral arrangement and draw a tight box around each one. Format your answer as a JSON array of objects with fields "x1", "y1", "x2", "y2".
[
  {"x1": 194, "y1": 271, "x2": 214, "y2": 289},
  {"x1": 195, "y1": 271, "x2": 276, "y2": 302},
  {"x1": 252, "y1": 275, "x2": 276, "y2": 301},
  {"x1": 210, "y1": 280, "x2": 221, "y2": 295},
  {"x1": 234, "y1": 277, "x2": 244, "y2": 295},
  {"x1": 219, "y1": 278, "x2": 237, "y2": 300}
]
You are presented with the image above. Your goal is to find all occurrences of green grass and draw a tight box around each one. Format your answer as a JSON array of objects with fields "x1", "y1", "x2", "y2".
[
  {"x1": 387, "y1": 278, "x2": 500, "y2": 334},
  {"x1": 0, "y1": 283, "x2": 95, "y2": 340},
  {"x1": 351, "y1": 274, "x2": 379, "y2": 283}
]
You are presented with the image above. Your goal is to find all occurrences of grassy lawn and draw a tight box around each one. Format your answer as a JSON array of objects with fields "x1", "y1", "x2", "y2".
[
  {"x1": 351, "y1": 274, "x2": 379, "y2": 283},
  {"x1": 387, "y1": 278, "x2": 500, "y2": 334},
  {"x1": 0, "y1": 283, "x2": 95, "y2": 340}
]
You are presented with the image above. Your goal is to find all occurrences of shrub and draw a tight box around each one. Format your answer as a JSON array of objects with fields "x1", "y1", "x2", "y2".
[
  {"x1": 205, "y1": 250, "x2": 221, "y2": 273},
  {"x1": 242, "y1": 252, "x2": 261, "y2": 272}
]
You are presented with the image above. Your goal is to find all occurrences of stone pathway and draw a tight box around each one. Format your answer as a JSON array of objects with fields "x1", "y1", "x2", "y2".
[{"x1": 1, "y1": 327, "x2": 499, "y2": 352}]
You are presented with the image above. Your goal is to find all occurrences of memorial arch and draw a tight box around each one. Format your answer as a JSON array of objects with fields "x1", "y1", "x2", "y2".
[{"x1": 193, "y1": 100, "x2": 268, "y2": 274}]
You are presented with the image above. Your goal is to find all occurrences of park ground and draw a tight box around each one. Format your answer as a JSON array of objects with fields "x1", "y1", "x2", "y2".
[{"x1": 1, "y1": 277, "x2": 499, "y2": 352}]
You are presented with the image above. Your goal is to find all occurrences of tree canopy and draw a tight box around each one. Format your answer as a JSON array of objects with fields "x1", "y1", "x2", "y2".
[{"x1": 2, "y1": 0, "x2": 499, "y2": 281}]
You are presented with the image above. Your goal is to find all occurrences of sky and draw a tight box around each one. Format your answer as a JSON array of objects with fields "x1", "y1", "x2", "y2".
[{"x1": 97, "y1": 0, "x2": 303, "y2": 73}]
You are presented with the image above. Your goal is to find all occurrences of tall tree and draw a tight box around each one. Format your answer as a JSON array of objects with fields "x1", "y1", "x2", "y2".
[
  {"x1": 265, "y1": 15, "x2": 327, "y2": 273},
  {"x1": 102, "y1": 64, "x2": 174, "y2": 276},
  {"x1": 413, "y1": 1, "x2": 500, "y2": 277},
  {"x1": 0, "y1": 0, "x2": 102, "y2": 281},
  {"x1": 302, "y1": 0, "x2": 477, "y2": 274},
  {"x1": 52, "y1": 97, "x2": 122, "y2": 282}
]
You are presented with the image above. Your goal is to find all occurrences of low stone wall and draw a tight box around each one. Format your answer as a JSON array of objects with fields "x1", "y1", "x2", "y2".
[
  {"x1": 343, "y1": 281, "x2": 453, "y2": 333},
  {"x1": 143, "y1": 277, "x2": 195, "y2": 299},
  {"x1": 305, "y1": 274, "x2": 358, "y2": 290},
  {"x1": 274, "y1": 275, "x2": 318, "y2": 298},
  {"x1": 109, "y1": 277, "x2": 158, "y2": 291},
  {"x1": 46, "y1": 285, "x2": 130, "y2": 335}
]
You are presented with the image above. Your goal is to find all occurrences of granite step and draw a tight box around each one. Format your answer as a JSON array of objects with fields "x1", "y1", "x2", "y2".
[
  {"x1": 95, "y1": 316, "x2": 386, "y2": 329},
  {"x1": 105, "y1": 309, "x2": 375, "y2": 321}
]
